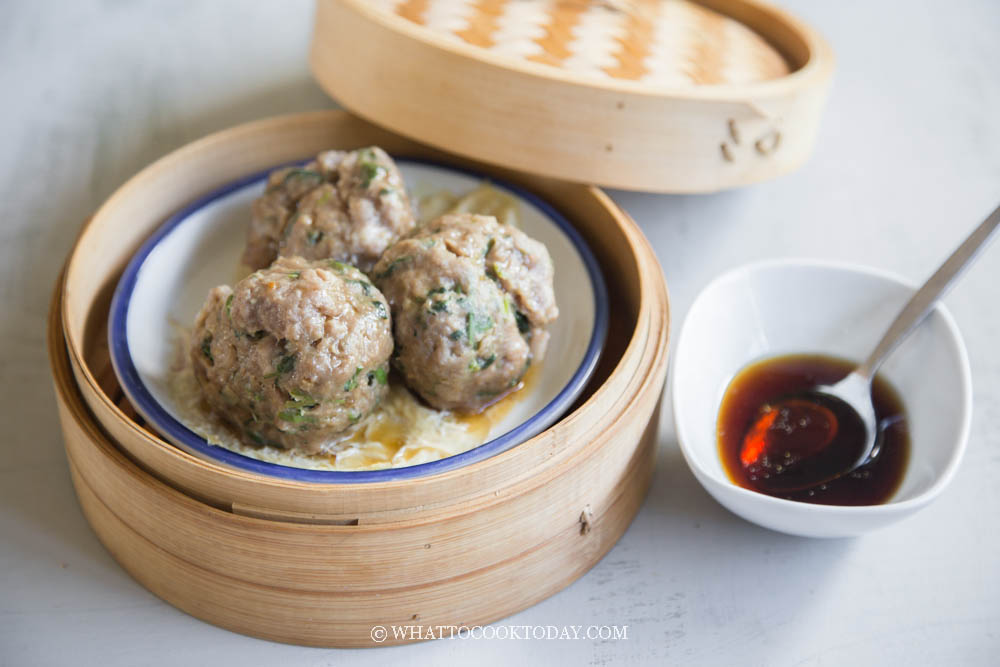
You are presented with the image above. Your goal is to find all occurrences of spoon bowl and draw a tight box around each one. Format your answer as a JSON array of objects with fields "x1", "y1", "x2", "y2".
[
  {"x1": 814, "y1": 372, "x2": 878, "y2": 461},
  {"x1": 738, "y1": 379, "x2": 876, "y2": 493}
]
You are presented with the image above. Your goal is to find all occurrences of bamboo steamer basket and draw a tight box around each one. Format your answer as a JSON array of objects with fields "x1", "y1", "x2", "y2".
[
  {"x1": 310, "y1": 0, "x2": 834, "y2": 193},
  {"x1": 52, "y1": 111, "x2": 670, "y2": 646}
]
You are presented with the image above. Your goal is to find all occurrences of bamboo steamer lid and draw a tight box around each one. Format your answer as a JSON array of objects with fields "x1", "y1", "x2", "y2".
[{"x1": 310, "y1": 0, "x2": 834, "y2": 193}]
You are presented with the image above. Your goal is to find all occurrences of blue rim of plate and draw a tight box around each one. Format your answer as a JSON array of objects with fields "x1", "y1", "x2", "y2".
[{"x1": 108, "y1": 157, "x2": 609, "y2": 483}]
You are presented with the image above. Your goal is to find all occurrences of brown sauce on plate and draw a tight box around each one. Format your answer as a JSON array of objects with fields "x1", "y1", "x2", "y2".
[
  {"x1": 453, "y1": 361, "x2": 542, "y2": 440},
  {"x1": 337, "y1": 362, "x2": 542, "y2": 464}
]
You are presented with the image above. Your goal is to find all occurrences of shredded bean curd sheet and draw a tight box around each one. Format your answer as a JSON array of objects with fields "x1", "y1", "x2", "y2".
[{"x1": 166, "y1": 183, "x2": 538, "y2": 471}]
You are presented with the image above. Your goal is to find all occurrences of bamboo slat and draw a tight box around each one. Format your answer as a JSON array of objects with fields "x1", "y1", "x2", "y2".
[{"x1": 310, "y1": 0, "x2": 834, "y2": 192}]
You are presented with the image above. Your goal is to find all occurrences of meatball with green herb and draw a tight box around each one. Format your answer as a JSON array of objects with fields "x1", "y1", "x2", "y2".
[
  {"x1": 373, "y1": 213, "x2": 558, "y2": 412},
  {"x1": 242, "y1": 147, "x2": 415, "y2": 272},
  {"x1": 190, "y1": 256, "x2": 393, "y2": 452}
]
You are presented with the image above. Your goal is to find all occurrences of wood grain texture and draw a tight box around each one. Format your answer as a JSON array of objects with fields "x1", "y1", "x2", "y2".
[
  {"x1": 65, "y1": 425, "x2": 655, "y2": 647},
  {"x1": 48, "y1": 110, "x2": 669, "y2": 646},
  {"x1": 59, "y1": 110, "x2": 668, "y2": 522},
  {"x1": 312, "y1": 0, "x2": 834, "y2": 192},
  {"x1": 49, "y1": 248, "x2": 663, "y2": 646}
]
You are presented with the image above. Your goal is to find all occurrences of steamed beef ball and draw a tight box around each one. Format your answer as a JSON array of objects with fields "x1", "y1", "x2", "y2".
[
  {"x1": 373, "y1": 213, "x2": 558, "y2": 412},
  {"x1": 190, "y1": 256, "x2": 393, "y2": 453},
  {"x1": 280, "y1": 148, "x2": 414, "y2": 272},
  {"x1": 242, "y1": 165, "x2": 325, "y2": 270},
  {"x1": 242, "y1": 147, "x2": 415, "y2": 272}
]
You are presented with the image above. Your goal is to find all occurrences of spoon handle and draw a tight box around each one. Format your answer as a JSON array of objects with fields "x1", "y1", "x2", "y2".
[{"x1": 858, "y1": 202, "x2": 1000, "y2": 380}]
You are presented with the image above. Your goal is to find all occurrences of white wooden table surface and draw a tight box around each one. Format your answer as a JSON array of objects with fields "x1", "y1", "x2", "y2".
[{"x1": 2, "y1": 1, "x2": 998, "y2": 664}]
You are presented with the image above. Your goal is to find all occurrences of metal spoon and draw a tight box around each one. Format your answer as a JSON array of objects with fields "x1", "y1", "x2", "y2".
[{"x1": 758, "y1": 202, "x2": 1000, "y2": 491}]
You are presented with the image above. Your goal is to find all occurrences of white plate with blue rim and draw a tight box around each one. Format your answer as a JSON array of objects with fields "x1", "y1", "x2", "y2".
[{"x1": 108, "y1": 157, "x2": 609, "y2": 482}]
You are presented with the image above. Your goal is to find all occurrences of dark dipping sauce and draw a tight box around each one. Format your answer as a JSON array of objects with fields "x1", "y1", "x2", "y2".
[{"x1": 717, "y1": 354, "x2": 909, "y2": 505}]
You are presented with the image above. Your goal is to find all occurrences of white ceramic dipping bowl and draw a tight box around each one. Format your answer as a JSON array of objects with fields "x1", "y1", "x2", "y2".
[{"x1": 672, "y1": 259, "x2": 972, "y2": 538}]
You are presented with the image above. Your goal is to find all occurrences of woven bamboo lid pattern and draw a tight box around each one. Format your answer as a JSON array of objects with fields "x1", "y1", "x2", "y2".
[
  {"x1": 311, "y1": 0, "x2": 833, "y2": 192},
  {"x1": 382, "y1": 0, "x2": 790, "y2": 86}
]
